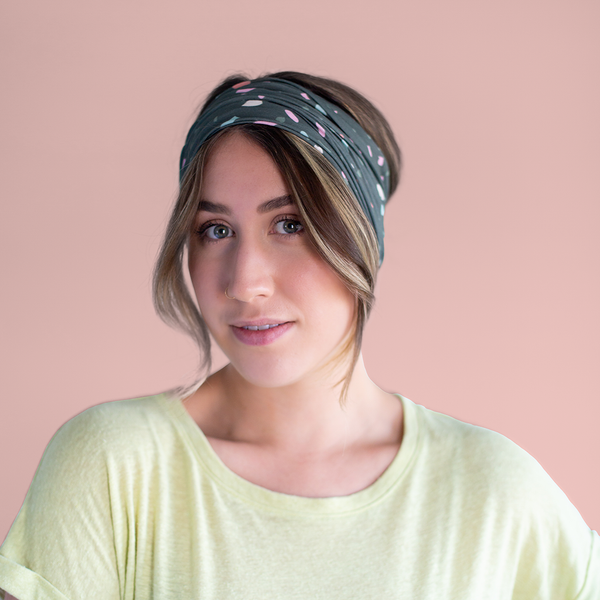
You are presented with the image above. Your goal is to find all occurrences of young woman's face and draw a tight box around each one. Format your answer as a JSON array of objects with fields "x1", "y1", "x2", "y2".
[{"x1": 188, "y1": 131, "x2": 355, "y2": 389}]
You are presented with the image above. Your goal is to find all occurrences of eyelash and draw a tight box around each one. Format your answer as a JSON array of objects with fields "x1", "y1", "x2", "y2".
[{"x1": 196, "y1": 215, "x2": 304, "y2": 243}]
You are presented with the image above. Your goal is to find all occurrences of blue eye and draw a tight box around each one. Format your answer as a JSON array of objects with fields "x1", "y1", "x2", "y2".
[
  {"x1": 274, "y1": 219, "x2": 303, "y2": 235},
  {"x1": 204, "y1": 224, "x2": 232, "y2": 240}
]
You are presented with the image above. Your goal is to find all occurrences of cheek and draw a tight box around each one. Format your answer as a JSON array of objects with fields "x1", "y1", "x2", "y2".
[
  {"x1": 291, "y1": 257, "x2": 355, "y2": 331},
  {"x1": 188, "y1": 251, "x2": 220, "y2": 316}
]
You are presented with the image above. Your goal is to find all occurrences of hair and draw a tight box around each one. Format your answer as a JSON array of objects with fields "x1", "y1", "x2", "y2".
[{"x1": 153, "y1": 71, "x2": 401, "y2": 402}]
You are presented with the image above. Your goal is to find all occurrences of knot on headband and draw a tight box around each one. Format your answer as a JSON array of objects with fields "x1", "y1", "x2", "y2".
[{"x1": 180, "y1": 77, "x2": 390, "y2": 263}]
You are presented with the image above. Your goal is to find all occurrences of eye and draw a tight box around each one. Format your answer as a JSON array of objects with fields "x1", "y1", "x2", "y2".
[
  {"x1": 199, "y1": 223, "x2": 233, "y2": 240},
  {"x1": 274, "y1": 218, "x2": 304, "y2": 235}
]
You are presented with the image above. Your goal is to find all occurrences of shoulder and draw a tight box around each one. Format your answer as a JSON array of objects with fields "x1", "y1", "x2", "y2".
[
  {"x1": 49, "y1": 393, "x2": 173, "y2": 451},
  {"x1": 407, "y1": 399, "x2": 599, "y2": 597},
  {"x1": 33, "y1": 393, "x2": 181, "y2": 488},
  {"x1": 409, "y1": 400, "x2": 585, "y2": 523},
  {"x1": 0, "y1": 397, "x2": 174, "y2": 599},
  {"x1": 414, "y1": 401, "x2": 549, "y2": 478},
  {"x1": 5, "y1": 393, "x2": 184, "y2": 537}
]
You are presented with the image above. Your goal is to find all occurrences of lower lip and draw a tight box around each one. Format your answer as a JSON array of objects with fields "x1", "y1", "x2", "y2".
[{"x1": 231, "y1": 322, "x2": 293, "y2": 346}]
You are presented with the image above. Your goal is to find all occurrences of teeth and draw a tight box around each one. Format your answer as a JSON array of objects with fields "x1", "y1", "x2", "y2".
[{"x1": 243, "y1": 323, "x2": 282, "y2": 330}]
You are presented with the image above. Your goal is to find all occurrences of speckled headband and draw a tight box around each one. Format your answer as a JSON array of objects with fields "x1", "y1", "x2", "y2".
[{"x1": 180, "y1": 77, "x2": 390, "y2": 264}]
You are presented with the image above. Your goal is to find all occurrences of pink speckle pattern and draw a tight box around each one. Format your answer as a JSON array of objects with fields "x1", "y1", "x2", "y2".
[
  {"x1": 182, "y1": 158, "x2": 186, "y2": 167},
  {"x1": 232, "y1": 81, "x2": 251, "y2": 89},
  {"x1": 235, "y1": 88, "x2": 255, "y2": 93},
  {"x1": 301, "y1": 93, "x2": 310, "y2": 100},
  {"x1": 378, "y1": 156, "x2": 385, "y2": 166},
  {"x1": 316, "y1": 123, "x2": 326, "y2": 137},
  {"x1": 367, "y1": 145, "x2": 372, "y2": 157},
  {"x1": 254, "y1": 121, "x2": 277, "y2": 126},
  {"x1": 285, "y1": 110, "x2": 299, "y2": 122},
  {"x1": 258, "y1": 95, "x2": 265, "y2": 99}
]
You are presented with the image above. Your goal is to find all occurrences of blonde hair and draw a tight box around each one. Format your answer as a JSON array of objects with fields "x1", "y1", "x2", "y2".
[{"x1": 153, "y1": 72, "x2": 401, "y2": 402}]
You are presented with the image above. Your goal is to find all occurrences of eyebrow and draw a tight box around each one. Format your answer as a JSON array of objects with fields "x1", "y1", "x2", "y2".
[{"x1": 197, "y1": 195, "x2": 294, "y2": 215}]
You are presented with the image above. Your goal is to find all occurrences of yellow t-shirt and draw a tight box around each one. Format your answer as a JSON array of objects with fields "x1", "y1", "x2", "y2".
[{"x1": 0, "y1": 394, "x2": 598, "y2": 599}]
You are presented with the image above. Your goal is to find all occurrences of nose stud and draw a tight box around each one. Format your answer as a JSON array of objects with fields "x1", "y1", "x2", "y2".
[{"x1": 225, "y1": 287, "x2": 236, "y2": 300}]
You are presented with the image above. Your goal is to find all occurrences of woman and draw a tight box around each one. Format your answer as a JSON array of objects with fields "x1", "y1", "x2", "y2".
[{"x1": 0, "y1": 72, "x2": 598, "y2": 599}]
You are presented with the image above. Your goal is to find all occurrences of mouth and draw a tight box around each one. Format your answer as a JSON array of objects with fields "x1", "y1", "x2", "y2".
[{"x1": 230, "y1": 321, "x2": 294, "y2": 346}]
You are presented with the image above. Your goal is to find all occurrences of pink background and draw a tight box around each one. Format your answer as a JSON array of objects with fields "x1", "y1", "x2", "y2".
[{"x1": 1, "y1": 0, "x2": 598, "y2": 540}]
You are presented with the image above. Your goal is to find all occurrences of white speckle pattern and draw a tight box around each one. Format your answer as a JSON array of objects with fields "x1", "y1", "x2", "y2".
[
  {"x1": 242, "y1": 100, "x2": 263, "y2": 107},
  {"x1": 220, "y1": 116, "x2": 239, "y2": 127}
]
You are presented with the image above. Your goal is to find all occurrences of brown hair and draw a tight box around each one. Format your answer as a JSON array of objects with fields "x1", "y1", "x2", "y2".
[{"x1": 153, "y1": 71, "x2": 401, "y2": 401}]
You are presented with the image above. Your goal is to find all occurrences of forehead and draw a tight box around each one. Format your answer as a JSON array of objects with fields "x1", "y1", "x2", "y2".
[{"x1": 201, "y1": 130, "x2": 289, "y2": 204}]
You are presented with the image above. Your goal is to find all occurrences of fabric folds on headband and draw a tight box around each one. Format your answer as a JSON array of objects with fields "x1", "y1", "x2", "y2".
[{"x1": 180, "y1": 77, "x2": 390, "y2": 263}]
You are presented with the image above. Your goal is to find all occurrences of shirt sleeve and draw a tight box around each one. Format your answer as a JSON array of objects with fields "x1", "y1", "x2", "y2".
[
  {"x1": 573, "y1": 528, "x2": 600, "y2": 600},
  {"x1": 429, "y1": 407, "x2": 600, "y2": 600},
  {"x1": 0, "y1": 407, "x2": 122, "y2": 600},
  {"x1": 488, "y1": 432, "x2": 600, "y2": 600}
]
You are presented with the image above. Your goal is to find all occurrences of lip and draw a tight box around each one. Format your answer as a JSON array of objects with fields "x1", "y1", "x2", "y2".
[
  {"x1": 231, "y1": 321, "x2": 293, "y2": 346},
  {"x1": 231, "y1": 318, "x2": 290, "y2": 328}
]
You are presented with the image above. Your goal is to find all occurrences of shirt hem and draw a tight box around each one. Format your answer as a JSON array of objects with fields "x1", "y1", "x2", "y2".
[{"x1": 0, "y1": 555, "x2": 70, "y2": 600}]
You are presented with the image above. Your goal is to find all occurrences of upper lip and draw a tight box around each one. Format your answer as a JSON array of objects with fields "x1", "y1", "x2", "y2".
[{"x1": 231, "y1": 318, "x2": 291, "y2": 327}]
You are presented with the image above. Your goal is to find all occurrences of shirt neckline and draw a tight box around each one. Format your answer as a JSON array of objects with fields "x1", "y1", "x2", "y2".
[{"x1": 159, "y1": 393, "x2": 420, "y2": 517}]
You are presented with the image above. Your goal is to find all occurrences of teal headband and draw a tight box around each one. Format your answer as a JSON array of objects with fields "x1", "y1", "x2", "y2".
[{"x1": 180, "y1": 77, "x2": 390, "y2": 264}]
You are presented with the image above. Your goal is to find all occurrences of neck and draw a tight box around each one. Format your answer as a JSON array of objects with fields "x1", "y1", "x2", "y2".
[{"x1": 185, "y1": 353, "x2": 401, "y2": 455}]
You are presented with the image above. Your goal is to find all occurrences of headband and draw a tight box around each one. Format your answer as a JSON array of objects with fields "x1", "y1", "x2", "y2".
[{"x1": 180, "y1": 77, "x2": 390, "y2": 263}]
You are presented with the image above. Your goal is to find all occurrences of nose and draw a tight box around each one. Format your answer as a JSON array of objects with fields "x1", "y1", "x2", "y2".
[{"x1": 225, "y1": 237, "x2": 274, "y2": 303}]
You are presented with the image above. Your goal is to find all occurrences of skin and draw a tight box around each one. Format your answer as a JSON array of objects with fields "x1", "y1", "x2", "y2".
[{"x1": 184, "y1": 131, "x2": 403, "y2": 498}]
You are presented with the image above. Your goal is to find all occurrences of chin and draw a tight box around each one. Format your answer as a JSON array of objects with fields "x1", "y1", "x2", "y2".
[
  {"x1": 214, "y1": 327, "x2": 351, "y2": 391},
  {"x1": 229, "y1": 356, "x2": 310, "y2": 389}
]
